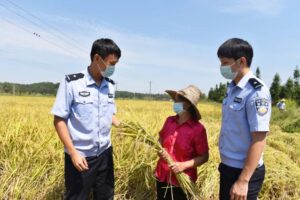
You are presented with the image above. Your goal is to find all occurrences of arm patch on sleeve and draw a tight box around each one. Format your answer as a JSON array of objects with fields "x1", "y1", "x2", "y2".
[{"x1": 255, "y1": 98, "x2": 269, "y2": 116}]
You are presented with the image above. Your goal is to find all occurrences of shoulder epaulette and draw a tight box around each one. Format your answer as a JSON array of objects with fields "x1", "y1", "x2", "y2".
[
  {"x1": 105, "y1": 77, "x2": 115, "y2": 85},
  {"x1": 248, "y1": 78, "x2": 263, "y2": 89},
  {"x1": 65, "y1": 73, "x2": 84, "y2": 82}
]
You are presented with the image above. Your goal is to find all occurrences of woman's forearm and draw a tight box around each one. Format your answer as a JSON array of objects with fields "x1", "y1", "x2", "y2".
[{"x1": 183, "y1": 152, "x2": 209, "y2": 169}]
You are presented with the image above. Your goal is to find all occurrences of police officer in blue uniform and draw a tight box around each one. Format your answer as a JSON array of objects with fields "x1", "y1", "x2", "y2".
[
  {"x1": 217, "y1": 38, "x2": 271, "y2": 200},
  {"x1": 52, "y1": 38, "x2": 121, "y2": 200}
]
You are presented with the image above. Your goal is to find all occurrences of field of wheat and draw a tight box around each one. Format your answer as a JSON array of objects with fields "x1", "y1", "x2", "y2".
[{"x1": 0, "y1": 96, "x2": 299, "y2": 200}]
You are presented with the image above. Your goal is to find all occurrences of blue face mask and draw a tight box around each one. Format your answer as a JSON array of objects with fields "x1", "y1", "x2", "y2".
[
  {"x1": 173, "y1": 102, "x2": 184, "y2": 114},
  {"x1": 102, "y1": 65, "x2": 115, "y2": 77},
  {"x1": 220, "y1": 65, "x2": 238, "y2": 80},
  {"x1": 98, "y1": 57, "x2": 116, "y2": 78}
]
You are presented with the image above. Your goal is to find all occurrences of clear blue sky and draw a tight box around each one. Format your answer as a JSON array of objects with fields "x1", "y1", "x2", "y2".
[{"x1": 0, "y1": 0, "x2": 299, "y2": 94}]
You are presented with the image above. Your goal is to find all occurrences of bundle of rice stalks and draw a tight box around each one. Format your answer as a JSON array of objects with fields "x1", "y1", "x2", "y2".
[{"x1": 120, "y1": 121, "x2": 199, "y2": 200}]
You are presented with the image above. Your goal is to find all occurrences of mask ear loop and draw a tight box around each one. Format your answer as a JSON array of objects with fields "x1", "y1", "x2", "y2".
[
  {"x1": 95, "y1": 55, "x2": 108, "y2": 79},
  {"x1": 234, "y1": 57, "x2": 245, "y2": 68},
  {"x1": 99, "y1": 55, "x2": 108, "y2": 69}
]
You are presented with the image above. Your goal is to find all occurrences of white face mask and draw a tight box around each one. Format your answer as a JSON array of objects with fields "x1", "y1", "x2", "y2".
[
  {"x1": 220, "y1": 60, "x2": 239, "y2": 80},
  {"x1": 101, "y1": 65, "x2": 115, "y2": 77},
  {"x1": 98, "y1": 57, "x2": 115, "y2": 78},
  {"x1": 173, "y1": 102, "x2": 184, "y2": 114}
]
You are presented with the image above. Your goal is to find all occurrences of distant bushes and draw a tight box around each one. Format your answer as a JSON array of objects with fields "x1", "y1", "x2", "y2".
[{"x1": 272, "y1": 99, "x2": 300, "y2": 133}]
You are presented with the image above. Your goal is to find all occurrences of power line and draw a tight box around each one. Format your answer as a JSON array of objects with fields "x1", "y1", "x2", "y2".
[
  {"x1": 0, "y1": 16, "x2": 80, "y2": 57},
  {"x1": 5, "y1": 0, "x2": 83, "y2": 49},
  {"x1": 0, "y1": 2, "x2": 86, "y2": 56}
]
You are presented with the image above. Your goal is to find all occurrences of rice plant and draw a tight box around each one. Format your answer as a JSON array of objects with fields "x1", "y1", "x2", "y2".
[
  {"x1": 120, "y1": 121, "x2": 199, "y2": 200},
  {"x1": 0, "y1": 96, "x2": 299, "y2": 199}
]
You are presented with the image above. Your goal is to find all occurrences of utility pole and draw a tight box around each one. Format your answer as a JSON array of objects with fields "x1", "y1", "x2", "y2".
[
  {"x1": 149, "y1": 81, "x2": 152, "y2": 95},
  {"x1": 13, "y1": 84, "x2": 15, "y2": 96},
  {"x1": 115, "y1": 82, "x2": 118, "y2": 91}
]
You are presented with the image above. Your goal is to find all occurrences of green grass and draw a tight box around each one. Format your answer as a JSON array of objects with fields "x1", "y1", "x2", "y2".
[{"x1": 271, "y1": 100, "x2": 300, "y2": 133}]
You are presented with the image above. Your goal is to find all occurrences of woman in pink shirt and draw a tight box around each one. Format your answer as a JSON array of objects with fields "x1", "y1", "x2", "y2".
[{"x1": 155, "y1": 85, "x2": 209, "y2": 200}]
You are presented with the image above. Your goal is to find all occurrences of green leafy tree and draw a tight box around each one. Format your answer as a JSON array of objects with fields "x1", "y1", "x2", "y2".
[
  {"x1": 2, "y1": 82, "x2": 12, "y2": 93},
  {"x1": 293, "y1": 66, "x2": 300, "y2": 103},
  {"x1": 294, "y1": 65, "x2": 300, "y2": 86},
  {"x1": 208, "y1": 82, "x2": 228, "y2": 102},
  {"x1": 284, "y1": 77, "x2": 294, "y2": 99},
  {"x1": 255, "y1": 66, "x2": 261, "y2": 79},
  {"x1": 270, "y1": 73, "x2": 281, "y2": 104},
  {"x1": 279, "y1": 86, "x2": 287, "y2": 99}
]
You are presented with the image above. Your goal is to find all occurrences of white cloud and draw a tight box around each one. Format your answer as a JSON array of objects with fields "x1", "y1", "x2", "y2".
[
  {"x1": 0, "y1": 14, "x2": 219, "y2": 93},
  {"x1": 0, "y1": 15, "x2": 216, "y2": 73},
  {"x1": 38, "y1": 14, "x2": 217, "y2": 74}
]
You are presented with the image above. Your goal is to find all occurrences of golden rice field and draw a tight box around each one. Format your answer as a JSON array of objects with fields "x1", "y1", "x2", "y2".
[{"x1": 0, "y1": 96, "x2": 300, "y2": 200}]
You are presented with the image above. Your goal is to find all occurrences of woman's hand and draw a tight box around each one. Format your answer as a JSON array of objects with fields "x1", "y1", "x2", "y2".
[
  {"x1": 169, "y1": 162, "x2": 188, "y2": 174},
  {"x1": 158, "y1": 149, "x2": 169, "y2": 161}
]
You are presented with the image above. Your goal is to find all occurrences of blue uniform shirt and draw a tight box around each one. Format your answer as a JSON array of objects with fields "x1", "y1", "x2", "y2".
[
  {"x1": 277, "y1": 102, "x2": 285, "y2": 110},
  {"x1": 219, "y1": 71, "x2": 271, "y2": 168},
  {"x1": 51, "y1": 68, "x2": 116, "y2": 157}
]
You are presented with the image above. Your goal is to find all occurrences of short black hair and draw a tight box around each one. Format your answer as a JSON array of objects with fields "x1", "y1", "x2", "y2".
[
  {"x1": 217, "y1": 38, "x2": 253, "y2": 67},
  {"x1": 90, "y1": 38, "x2": 121, "y2": 61}
]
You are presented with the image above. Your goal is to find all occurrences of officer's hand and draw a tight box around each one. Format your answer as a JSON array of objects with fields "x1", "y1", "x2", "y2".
[
  {"x1": 70, "y1": 151, "x2": 89, "y2": 172},
  {"x1": 112, "y1": 116, "x2": 121, "y2": 127},
  {"x1": 114, "y1": 120, "x2": 122, "y2": 127},
  {"x1": 169, "y1": 162, "x2": 187, "y2": 174},
  {"x1": 230, "y1": 179, "x2": 248, "y2": 200}
]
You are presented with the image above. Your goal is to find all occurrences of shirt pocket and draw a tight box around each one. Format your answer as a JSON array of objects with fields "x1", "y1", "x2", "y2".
[
  {"x1": 73, "y1": 97, "x2": 94, "y2": 119},
  {"x1": 222, "y1": 98, "x2": 227, "y2": 105},
  {"x1": 229, "y1": 101, "x2": 245, "y2": 111},
  {"x1": 103, "y1": 96, "x2": 115, "y2": 114},
  {"x1": 107, "y1": 97, "x2": 114, "y2": 104}
]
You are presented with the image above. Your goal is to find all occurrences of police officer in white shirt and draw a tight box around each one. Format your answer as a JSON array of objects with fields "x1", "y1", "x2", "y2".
[
  {"x1": 217, "y1": 38, "x2": 271, "y2": 200},
  {"x1": 52, "y1": 38, "x2": 121, "y2": 200}
]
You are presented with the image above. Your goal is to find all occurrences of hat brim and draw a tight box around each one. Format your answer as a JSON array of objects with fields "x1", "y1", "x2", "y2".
[{"x1": 165, "y1": 90, "x2": 202, "y2": 120}]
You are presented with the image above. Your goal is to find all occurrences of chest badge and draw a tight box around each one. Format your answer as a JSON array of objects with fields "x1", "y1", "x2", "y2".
[
  {"x1": 108, "y1": 93, "x2": 114, "y2": 98},
  {"x1": 234, "y1": 97, "x2": 242, "y2": 103},
  {"x1": 79, "y1": 91, "x2": 90, "y2": 97}
]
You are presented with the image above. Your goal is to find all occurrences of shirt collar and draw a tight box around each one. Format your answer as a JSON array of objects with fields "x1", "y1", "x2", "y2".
[
  {"x1": 85, "y1": 67, "x2": 96, "y2": 86},
  {"x1": 237, "y1": 70, "x2": 254, "y2": 89},
  {"x1": 85, "y1": 67, "x2": 108, "y2": 89},
  {"x1": 100, "y1": 78, "x2": 108, "y2": 89},
  {"x1": 230, "y1": 70, "x2": 254, "y2": 89},
  {"x1": 173, "y1": 115, "x2": 195, "y2": 127}
]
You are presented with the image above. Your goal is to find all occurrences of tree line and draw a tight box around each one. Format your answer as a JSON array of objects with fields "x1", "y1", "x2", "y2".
[
  {"x1": 270, "y1": 66, "x2": 300, "y2": 105},
  {"x1": 208, "y1": 66, "x2": 300, "y2": 105},
  {"x1": 0, "y1": 82, "x2": 59, "y2": 96},
  {"x1": 0, "y1": 82, "x2": 170, "y2": 100}
]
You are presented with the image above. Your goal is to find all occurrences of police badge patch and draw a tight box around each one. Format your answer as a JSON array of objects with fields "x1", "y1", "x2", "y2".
[
  {"x1": 255, "y1": 98, "x2": 269, "y2": 116},
  {"x1": 79, "y1": 91, "x2": 90, "y2": 97}
]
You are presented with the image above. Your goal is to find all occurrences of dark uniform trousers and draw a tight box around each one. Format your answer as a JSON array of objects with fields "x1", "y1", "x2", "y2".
[
  {"x1": 219, "y1": 163, "x2": 265, "y2": 200},
  {"x1": 64, "y1": 147, "x2": 114, "y2": 200}
]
